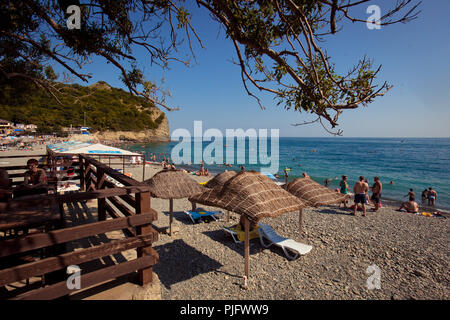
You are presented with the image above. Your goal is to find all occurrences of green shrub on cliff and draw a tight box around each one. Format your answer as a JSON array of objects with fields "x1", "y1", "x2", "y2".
[{"x1": 0, "y1": 81, "x2": 165, "y2": 133}]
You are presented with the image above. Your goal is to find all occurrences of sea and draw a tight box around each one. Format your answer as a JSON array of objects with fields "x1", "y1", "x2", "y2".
[{"x1": 123, "y1": 138, "x2": 450, "y2": 210}]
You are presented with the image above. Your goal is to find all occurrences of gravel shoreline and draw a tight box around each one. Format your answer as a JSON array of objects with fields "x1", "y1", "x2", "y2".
[
  {"x1": 126, "y1": 163, "x2": 448, "y2": 300},
  {"x1": 147, "y1": 196, "x2": 448, "y2": 300}
]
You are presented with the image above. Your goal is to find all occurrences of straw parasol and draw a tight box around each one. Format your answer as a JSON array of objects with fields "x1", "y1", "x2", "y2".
[
  {"x1": 144, "y1": 169, "x2": 205, "y2": 235},
  {"x1": 204, "y1": 170, "x2": 237, "y2": 189},
  {"x1": 204, "y1": 170, "x2": 237, "y2": 221},
  {"x1": 283, "y1": 177, "x2": 350, "y2": 207},
  {"x1": 189, "y1": 170, "x2": 305, "y2": 282}
]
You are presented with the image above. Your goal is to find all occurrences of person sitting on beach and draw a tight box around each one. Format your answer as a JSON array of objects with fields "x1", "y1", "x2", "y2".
[
  {"x1": 302, "y1": 172, "x2": 310, "y2": 178},
  {"x1": 421, "y1": 189, "x2": 428, "y2": 203},
  {"x1": 398, "y1": 200, "x2": 419, "y2": 213},
  {"x1": 427, "y1": 187, "x2": 437, "y2": 206},
  {"x1": 22, "y1": 159, "x2": 47, "y2": 188},
  {"x1": 370, "y1": 177, "x2": 382, "y2": 212},
  {"x1": 353, "y1": 176, "x2": 368, "y2": 216},
  {"x1": 405, "y1": 189, "x2": 415, "y2": 201},
  {"x1": 13, "y1": 159, "x2": 49, "y2": 198}
]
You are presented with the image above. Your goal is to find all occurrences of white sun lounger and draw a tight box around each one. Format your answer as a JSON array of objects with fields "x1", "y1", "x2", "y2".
[{"x1": 258, "y1": 223, "x2": 312, "y2": 260}]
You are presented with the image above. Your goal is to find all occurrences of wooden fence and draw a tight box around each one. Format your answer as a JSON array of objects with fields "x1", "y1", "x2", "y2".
[{"x1": 0, "y1": 154, "x2": 158, "y2": 300}]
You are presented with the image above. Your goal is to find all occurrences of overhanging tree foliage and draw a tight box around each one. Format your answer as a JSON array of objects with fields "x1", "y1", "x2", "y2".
[{"x1": 0, "y1": 0, "x2": 421, "y2": 134}]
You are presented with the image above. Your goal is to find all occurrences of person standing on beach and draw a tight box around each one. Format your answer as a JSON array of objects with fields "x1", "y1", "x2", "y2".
[
  {"x1": 370, "y1": 177, "x2": 382, "y2": 212},
  {"x1": 283, "y1": 168, "x2": 289, "y2": 184},
  {"x1": 404, "y1": 189, "x2": 415, "y2": 201},
  {"x1": 421, "y1": 189, "x2": 428, "y2": 203},
  {"x1": 427, "y1": 187, "x2": 437, "y2": 206},
  {"x1": 339, "y1": 175, "x2": 349, "y2": 208},
  {"x1": 353, "y1": 176, "x2": 368, "y2": 216},
  {"x1": 324, "y1": 178, "x2": 330, "y2": 187}
]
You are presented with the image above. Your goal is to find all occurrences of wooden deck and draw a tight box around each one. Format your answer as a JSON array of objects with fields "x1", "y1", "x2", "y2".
[{"x1": 0, "y1": 154, "x2": 159, "y2": 300}]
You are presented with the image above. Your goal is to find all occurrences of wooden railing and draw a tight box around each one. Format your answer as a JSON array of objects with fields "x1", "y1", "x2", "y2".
[{"x1": 0, "y1": 154, "x2": 158, "y2": 300}]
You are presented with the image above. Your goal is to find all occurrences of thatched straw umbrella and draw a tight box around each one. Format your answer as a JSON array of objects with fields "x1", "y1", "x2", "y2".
[
  {"x1": 205, "y1": 170, "x2": 237, "y2": 189},
  {"x1": 189, "y1": 171, "x2": 305, "y2": 282},
  {"x1": 284, "y1": 177, "x2": 350, "y2": 207},
  {"x1": 204, "y1": 170, "x2": 237, "y2": 221},
  {"x1": 145, "y1": 170, "x2": 205, "y2": 236}
]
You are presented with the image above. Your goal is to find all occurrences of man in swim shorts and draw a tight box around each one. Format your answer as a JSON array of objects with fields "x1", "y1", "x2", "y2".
[
  {"x1": 371, "y1": 176, "x2": 382, "y2": 212},
  {"x1": 427, "y1": 187, "x2": 437, "y2": 206},
  {"x1": 353, "y1": 176, "x2": 368, "y2": 216}
]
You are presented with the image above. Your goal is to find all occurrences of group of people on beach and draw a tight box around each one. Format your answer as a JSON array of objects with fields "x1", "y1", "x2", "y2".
[
  {"x1": 337, "y1": 175, "x2": 382, "y2": 217},
  {"x1": 335, "y1": 174, "x2": 439, "y2": 216}
]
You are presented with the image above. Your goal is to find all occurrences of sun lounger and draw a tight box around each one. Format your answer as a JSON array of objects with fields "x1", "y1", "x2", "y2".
[
  {"x1": 258, "y1": 223, "x2": 312, "y2": 260},
  {"x1": 183, "y1": 209, "x2": 224, "y2": 224}
]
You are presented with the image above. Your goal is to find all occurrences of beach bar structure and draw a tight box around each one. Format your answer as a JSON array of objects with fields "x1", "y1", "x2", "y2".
[
  {"x1": 0, "y1": 152, "x2": 158, "y2": 300},
  {"x1": 46, "y1": 141, "x2": 147, "y2": 181}
]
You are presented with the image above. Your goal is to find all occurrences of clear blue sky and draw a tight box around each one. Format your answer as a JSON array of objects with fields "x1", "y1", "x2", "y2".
[{"x1": 58, "y1": 0, "x2": 450, "y2": 138}]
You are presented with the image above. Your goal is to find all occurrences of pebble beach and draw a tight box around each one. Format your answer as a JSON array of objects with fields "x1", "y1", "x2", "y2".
[{"x1": 125, "y1": 161, "x2": 449, "y2": 300}]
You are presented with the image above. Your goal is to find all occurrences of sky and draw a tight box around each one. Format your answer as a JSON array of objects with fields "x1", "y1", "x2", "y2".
[{"x1": 57, "y1": 0, "x2": 450, "y2": 138}]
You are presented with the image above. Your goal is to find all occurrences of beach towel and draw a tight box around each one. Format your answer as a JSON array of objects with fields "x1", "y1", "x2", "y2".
[
  {"x1": 225, "y1": 224, "x2": 261, "y2": 242},
  {"x1": 421, "y1": 212, "x2": 433, "y2": 217}
]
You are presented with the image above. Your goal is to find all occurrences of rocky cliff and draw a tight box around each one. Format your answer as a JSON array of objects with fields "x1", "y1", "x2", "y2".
[{"x1": 93, "y1": 110, "x2": 170, "y2": 142}]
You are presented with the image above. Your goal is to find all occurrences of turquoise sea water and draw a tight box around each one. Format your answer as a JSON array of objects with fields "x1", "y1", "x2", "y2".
[{"x1": 125, "y1": 138, "x2": 450, "y2": 210}]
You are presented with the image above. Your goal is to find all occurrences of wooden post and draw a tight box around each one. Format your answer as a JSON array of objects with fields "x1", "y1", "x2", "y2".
[
  {"x1": 226, "y1": 210, "x2": 230, "y2": 222},
  {"x1": 298, "y1": 209, "x2": 303, "y2": 242},
  {"x1": 191, "y1": 202, "x2": 197, "y2": 211},
  {"x1": 142, "y1": 154, "x2": 145, "y2": 182},
  {"x1": 97, "y1": 167, "x2": 106, "y2": 221},
  {"x1": 136, "y1": 191, "x2": 153, "y2": 285},
  {"x1": 244, "y1": 216, "x2": 250, "y2": 281},
  {"x1": 79, "y1": 155, "x2": 85, "y2": 191},
  {"x1": 122, "y1": 156, "x2": 125, "y2": 174},
  {"x1": 169, "y1": 198, "x2": 173, "y2": 236}
]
